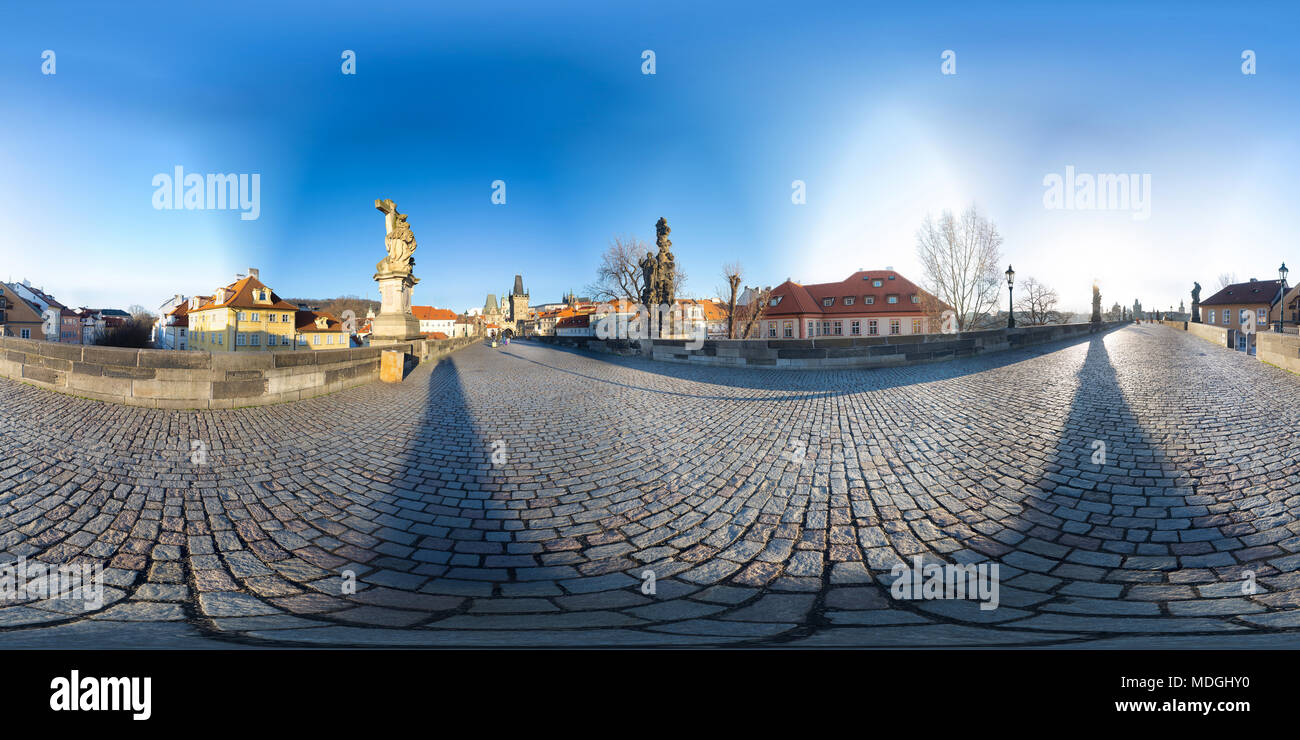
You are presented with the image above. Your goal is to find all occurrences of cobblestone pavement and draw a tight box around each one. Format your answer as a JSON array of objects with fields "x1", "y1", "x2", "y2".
[{"x1": 2, "y1": 324, "x2": 1300, "y2": 648}]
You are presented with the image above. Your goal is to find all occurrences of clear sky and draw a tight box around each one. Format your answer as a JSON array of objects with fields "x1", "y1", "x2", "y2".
[{"x1": 1, "y1": 0, "x2": 1296, "y2": 315}]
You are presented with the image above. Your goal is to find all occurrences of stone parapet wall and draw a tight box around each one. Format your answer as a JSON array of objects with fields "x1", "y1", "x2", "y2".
[
  {"x1": 0, "y1": 335, "x2": 480, "y2": 409},
  {"x1": 532, "y1": 321, "x2": 1129, "y2": 369},
  {"x1": 1256, "y1": 331, "x2": 1300, "y2": 374}
]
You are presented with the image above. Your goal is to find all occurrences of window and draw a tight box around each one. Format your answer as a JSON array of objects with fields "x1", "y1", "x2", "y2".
[
  {"x1": 1209, "y1": 310, "x2": 1216, "y2": 323},
  {"x1": 868, "y1": 319, "x2": 878, "y2": 335},
  {"x1": 268, "y1": 314, "x2": 276, "y2": 322},
  {"x1": 865, "y1": 296, "x2": 875, "y2": 304},
  {"x1": 297, "y1": 335, "x2": 306, "y2": 345},
  {"x1": 768, "y1": 323, "x2": 777, "y2": 338},
  {"x1": 327, "y1": 335, "x2": 334, "y2": 344},
  {"x1": 822, "y1": 297, "x2": 834, "y2": 307},
  {"x1": 889, "y1": 319, "x2": 901, "y2": 335},
  {"x1": 833, "y1": 321, "x2": 843, "y2": 336},
  {"x1": 783, "y1": 321, "x2": 793, "y2": 338},
  {"x1": 911, "y1": 295, "x2": 920, "y2": 304},
  {"x1": 283, "y1": 314, "x2": 291, "y2": 322},
  {"x1": 251, "y1": 312, "x2": 259, "y2": 322},
  {"x1": 850, "y1": 320, "x2": 860, "y2": 335},
  {"x1": 769, "y1": 296, "x2": 782, "y2": 307},
  {"x1": 844, "y1": 297, "x2": 855, "y2": 306},
  {"x1": 1258, "y1": 308, "x2": 1267, "y2": 322},
  {"x1": 912, "y1": 319, "x2": 922, "y2": 334},
  {"x1": 807, "y1": 320, "x2": 815, "y2": 337},
  {"x1": 237, "y1": 312, "x2": 246, "y2": 321},
  {"x1": 313, "y1": 335, "x2": 320, "y2": 345},
  {"x1": 821, "y1": 321, "x2": 831, "y2": 335},
  {"x1": 887, "y1": 295, "x2": 898, "y2": 304},
  {"x1": 1222, "y1": 311, "x2": 1230, "y2": 325},
  {"x1": 872, "y1": 280, "x2": 883, "y2": 287},
  {"x1": 20, "y1": 328, "x2": 30, "y2": 339},
  {"x1": 251, "y1": 333, "x2": 260, "y2": 346},
  {"x1": 236, "y1": 333, "x2": 246, "y2": 346},
  {"x1": 217, "y1": 334, "x2": 223, "y2": 345}
]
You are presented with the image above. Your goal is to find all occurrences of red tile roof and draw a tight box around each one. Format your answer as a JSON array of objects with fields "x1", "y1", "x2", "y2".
[
  {"x1": 556, "y1": 314, "x2": 591, "y2": 329},
  {"x1": 295, "y1": 309, "x2": 345, "y2": 333},
  {"x1": 412, "y1": 306, "x2": 457, "y2": 321},
  {"x1": 196, "y1": 276, "x2": 296, "y2": 312},
  {"x1": 1200, "y1": 279, "x2": 1286, "y2": 306},
  {"x1": 764, "y1": 270, "x2": 947, "y2": 317}
]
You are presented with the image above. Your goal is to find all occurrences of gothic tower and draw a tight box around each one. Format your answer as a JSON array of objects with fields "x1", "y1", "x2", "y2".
[{"x1": 508, "y1": 274, "x2": 529, "y2": 323}]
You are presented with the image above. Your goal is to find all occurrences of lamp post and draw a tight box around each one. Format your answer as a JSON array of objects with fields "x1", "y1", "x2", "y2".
[
  {"x1": 1005, "y1": 265, "x2": 1015, "y2": 328},
  {"x1": 1279, "y1": 258, "x2": 1289, "y2": 330}
]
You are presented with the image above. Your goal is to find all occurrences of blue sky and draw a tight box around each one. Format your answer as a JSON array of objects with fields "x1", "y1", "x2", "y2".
[{"x1": 1, "y1": 0, "x2": 1296, "y2": 315}]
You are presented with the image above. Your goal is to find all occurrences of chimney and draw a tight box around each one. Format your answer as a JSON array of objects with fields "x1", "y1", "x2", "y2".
[
  {"x1": 885, "y1": 265, "x2": 894, "y2": 271},
  {"x1": 248, "y1": 267, "x2": 259, "y2": 280}
]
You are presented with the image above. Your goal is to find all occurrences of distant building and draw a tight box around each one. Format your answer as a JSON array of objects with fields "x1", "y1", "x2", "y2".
[
  {"x1": 294, "y1": 309, "x2": 350, "y2": 349},
  {"x1": 154, "y1": 294, "x2": 192, "y2": 350},
  {"x1": 412, "y1": 306, "x2": 457, "y2": 337},
  {"x1": 1200, "y1": 278, "x2": 1287, "y2": 331},
  {"x1": 188, "y1": 268, "x2": 299, "y2": 351},
  {"x1": 0, "y1": 282, "x2": 44, "y2": 339},
  {"x1": 760, "y1": 269, "x2": 948, "y2": 339}
]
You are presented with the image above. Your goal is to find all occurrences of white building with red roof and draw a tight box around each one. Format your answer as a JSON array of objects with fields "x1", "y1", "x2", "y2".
[{"x1": 759, "y1": 269, "x2": 949, "y2": 340}]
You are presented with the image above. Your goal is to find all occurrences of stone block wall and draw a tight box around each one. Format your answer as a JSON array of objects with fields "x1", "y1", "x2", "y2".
[
  {"x1": 533, "y1": 321, "x2": 1128, "y2": 369},
  {"x1": 0, "y1": 335, "x2": 480, "y2": 409},
  {"x1": 1256, "y1": 332, "x2": 1300, "y2": 374}
]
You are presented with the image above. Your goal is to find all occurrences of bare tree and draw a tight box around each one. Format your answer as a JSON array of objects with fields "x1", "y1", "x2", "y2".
[
  {"x1": 1015, "y1": 277, "x2": 1063, "y2": 325},
  {"x1": 587, "y1": 237, "x2": 648, "y2": 303},
  {"x1": 721, "y1": 262, "x2": 743, "y2": 338},
  {"x1": 915, "y1": 205, "x2": 1004, "y2": 331},
  {"x1": 738, "y1": 286, "x2": 772, "y2": 338},
  {"x1": 1217, "y1": 273, "x2": 1238, "y2": 289},
  {"x1": 587, "y1": 236, "x2": 688, "y2": 304}
]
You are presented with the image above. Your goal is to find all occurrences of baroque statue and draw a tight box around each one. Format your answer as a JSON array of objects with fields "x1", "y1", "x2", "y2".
[{"x1": 375, "y1": 198, "x2": 417, "y2": 276}]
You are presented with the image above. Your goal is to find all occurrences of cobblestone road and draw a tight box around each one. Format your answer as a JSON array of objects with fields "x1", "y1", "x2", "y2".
[{"x1": 2, "y1": 324, "x2": 1299, "y2": 647}]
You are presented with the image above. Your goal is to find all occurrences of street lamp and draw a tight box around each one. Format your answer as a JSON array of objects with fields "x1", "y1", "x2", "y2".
[
  {"x1": 1277, "y1": 262, "x2": 1289, "y2": 333},
  {"x1": 1005, "y1": 265, "x2": 1015, "y2": 328}
]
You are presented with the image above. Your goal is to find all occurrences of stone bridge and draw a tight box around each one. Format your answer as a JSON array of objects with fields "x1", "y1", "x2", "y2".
[{"x1": 1, "y1": 324, "x2": 1298, "y2": 647}]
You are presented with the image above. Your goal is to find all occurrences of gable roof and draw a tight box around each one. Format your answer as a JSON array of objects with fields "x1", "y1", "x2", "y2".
[
  {"x1": 295, "y1": 309, "x2": 345, "y2": 333},
  {"x1": 764, "y1": 270, "x2": 948, "y2": 317},
  {"x1": 1201, "y1": 279, "x2": 1286, "y2": 306},
  {"x1": 195, "y1": 276, "x2": 297, "y2": 312},
  {"x1": 412, "y1": 306, "x2": 457, "y2": 321}
]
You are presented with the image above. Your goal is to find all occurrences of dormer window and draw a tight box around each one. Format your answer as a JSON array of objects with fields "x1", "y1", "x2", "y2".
[
  {"x1": 865, "y1": 296, "x2": 875, "y2": 304},
  {"x1": 911, "y1": 295, "x2": 920, "y2": 304},
  {"x1": 872, "y1": 279, "x2": 883, "y2": 287},
  {"x1": 887, "y1": 295, "x2": 898, "y2": 304},
  {"x1": 769, "y1": 296, "x2": 782, "y2": 307},
  {"x1": 822, "y1": 297, "x2": 835, "y2": 307},
  {"x1": 844, "y1": 297, "x2": 854, "y2": 305}
]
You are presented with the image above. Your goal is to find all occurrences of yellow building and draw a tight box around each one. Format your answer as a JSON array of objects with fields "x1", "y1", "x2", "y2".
[
  {"x1": 188, "y1": 272, "x2": 298, "y2": 352},
  {"x1": 294, "y1": 309, "x2": 351, "y2": 350}
]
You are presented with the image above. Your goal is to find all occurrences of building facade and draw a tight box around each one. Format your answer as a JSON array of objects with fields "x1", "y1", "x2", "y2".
[
  {"x1": 294, "y1": 309, "x2": 350, "y2": 349},
  {"x1": 412, "y1": 306, "x2": 457, "y2": 337},
  {"x1": 188, "y1": 271, "x2": 298, "y2": 351},
  {"x1": 0, "y1": 283, "x2": 44, "y2": 339},
  {"x1": 759, "y1": 270, "x2": 947, "y2": 340},
  {"x1": 1200, "y1": 278, "x2": 1287, "y2": 331}
]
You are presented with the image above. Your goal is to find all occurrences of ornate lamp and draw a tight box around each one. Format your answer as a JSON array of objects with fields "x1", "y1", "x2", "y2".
[{"x1": 1005, "y1": 265, "x2": 1015, "y2": 329}]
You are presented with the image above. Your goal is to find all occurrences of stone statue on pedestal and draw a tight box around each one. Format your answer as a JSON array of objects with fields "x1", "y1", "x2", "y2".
[
  {"x1": 1191, "y1": 282, "x2": 1202, "y2": 323},
  {"x1": 371, "y1": 198, "x2": 423, "y2": 343}
]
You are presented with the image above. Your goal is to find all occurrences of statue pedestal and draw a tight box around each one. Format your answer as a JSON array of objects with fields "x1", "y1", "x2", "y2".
[{"x1": 371, "y1": 270, "x2": 422, "y2": 344}]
